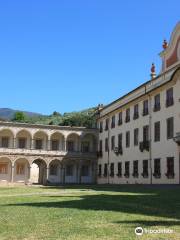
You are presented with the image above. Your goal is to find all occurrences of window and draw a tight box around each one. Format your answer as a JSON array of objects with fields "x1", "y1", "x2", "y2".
[
  {"x1": 167, "y1": 117, "x2": 174, "y2": 139},
  {"x1": 99, "y1": 121, "x2": 103, "y2": 133},
  {"x1": 111, "y1": 136, "x2": 115, "y2": 150},
  {"x1": 1, "y1": 137, "x2": 9, "y2": 148},
  {"x1": 166, "y1": 88, "x2": 174, "y2": 107},
  {"x1": 81, "y1": 165, "x2": 89, "y2": 176},
  {"x1": 98, "y1": 164, "x2": 102, "y2": 177},
  {"x1": 134, "y1": 128, "x2": 139, "y2": 146},
  {"x1": 126, "y1": 131, "x2": 130, "y2": 148},
  {"x1": 117, "y1": 162, "x2": 122, "y2": 177},
  {"x1": 110, "y1": 163, "x2": 114, "y2": 177},
  {"x1": 143, "y1": 100, "x2": 149, "y2": 116},
  {"x1": 0, "y1": 163, "x2": 8, "y2": 174},
  {"x1": 99, "y1": 140, "x2": 102, "y2": 152},
  {"x1": 81, "y1": 141, "x2": 89, "y2": 153},
  {"x1": 35, "y1": 139, "x2": 43, "y2": 149},
  {"x1": 52, "y1": 140, "x2": 59, "y2": 150},
  {"x1": 153, "y1": 158, "x2": 161, "y2": 178},
  {"x1": 166, "y1": 157, "x2": 174, "y2": 178},
  {"x1": 143, "y1": 125, "x2": 149, "y2": 142},
  {"x1": 105, "y1": 138, "x2": 109, "y2": 152},
  {"x1": 133, "y1": 104, "x2": 139, "y2": 120},
  {"x1": 125, "y1": 108, "x2": 130, "y2": 122},
  {"x1": 16, "y1": 163, "x2": 25, "y2": 175},
  {"x1": 104, "y1": 163, "x2": 107, "y2": 177},
  {"x1": 124, "y1": 161, "x2": 130, "y2": 177},
  {"x1": 133, "y1": 160, "x2": 138, "y2": 177},
  {"x1": 154, "y1": 94, "x2": 160, "y2": 111},
  {"x1": 67, "y1": 141, "x2": 74, "y2": 151},
  {"x1": 154, "y1": 121, "x2": 160, "y2": 142},
  {"x1": 118, "y1": 133, "x2": 122, "y2": 149},
  {"x1": 18, "y1": 138, "x2": 26, "y2": 149},
  {"x1": 142, "y1": 160, "x2": 148, "y2": 178},
  {"x1": 118, "y1": 112, "x2": 123, "y2": 125},
  {"x1": 50, "y1": 164, "x2": 58, "y2": 175},
  {"x1": 111, "y1": 115, "x2": 115, "y2": 128},
  {"x1": 105, "y1": 118, "x2": 109, "y2": 131},
  {"x1": 66, "y1": 165, "x2": 73, "y2": 176}
]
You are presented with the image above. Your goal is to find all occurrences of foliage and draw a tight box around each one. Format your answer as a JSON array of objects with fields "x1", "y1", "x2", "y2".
[{"x1": 13, "y1": 111, "x2": 27, "y2": 121}]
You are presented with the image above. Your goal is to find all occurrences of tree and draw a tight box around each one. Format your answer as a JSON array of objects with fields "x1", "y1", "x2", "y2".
[
  {"x1": 13, "y1": 111, "x2": 27, "y2": 121},
  {"x1": 52, "y1": 111, "x2": 61, "y2": 116}
]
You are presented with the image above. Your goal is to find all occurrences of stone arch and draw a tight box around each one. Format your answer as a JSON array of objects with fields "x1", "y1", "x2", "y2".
[
  {"x1": 31, "y1": 158, "x2": 47, "y2": 185},
  {"x1": 0, "y1": 156, "x2": 12, "y2": 182},
  {"x1": 13, "y1": 157, "x2": 30, "y2": 183},
  {"x1": 33, "y1": 130, "x2": 48, "y2": 150},
  {"x1": 0, "y1": 128, "x2": 14, "y2": 148},
  {"x1": 49, "y1": 159, "x2": 62, "y2": 183},
  {"x1": 50, "y1": 132, "x2": 65, "y2": 151},
  {"x1": 81, "y1": 133, "x2": 97, "y2": 152},
  {"x1": 66, "y1": 133, "x2": 80, "y2": 152},
  {"x1": 16, "y1": 129, "x2": 32, "y2": 149}
]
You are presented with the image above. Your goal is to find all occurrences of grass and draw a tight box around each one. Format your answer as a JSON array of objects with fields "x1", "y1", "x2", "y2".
[{"x1": 0, "y1": 185, "x2": 179, "y2": 240}]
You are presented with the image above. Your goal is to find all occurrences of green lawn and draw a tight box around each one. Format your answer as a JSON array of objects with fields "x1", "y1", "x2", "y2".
[{"x1": 0, "y1": 185, "x2": 179, "y2": 240}]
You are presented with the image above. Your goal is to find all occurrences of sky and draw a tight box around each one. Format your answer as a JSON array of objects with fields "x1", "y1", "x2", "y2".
[{"x1": 0, "y1": 0, "x2": 179, "y2": 115}]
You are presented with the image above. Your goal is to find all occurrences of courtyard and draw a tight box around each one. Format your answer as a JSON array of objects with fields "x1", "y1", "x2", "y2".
[{"x1": 0, "y1": 185, "x2": 179, "y2": 240}]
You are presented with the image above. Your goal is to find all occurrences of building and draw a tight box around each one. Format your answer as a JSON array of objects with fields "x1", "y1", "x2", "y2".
[
  {"x1": 97, "y1": 22, "x2": 180, "y2": 184},
  {"x1": 0, "y1": 121, "x2": 98, "y2": 185}
]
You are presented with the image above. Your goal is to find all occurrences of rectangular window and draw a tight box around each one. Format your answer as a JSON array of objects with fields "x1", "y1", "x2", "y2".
[
  {"x1": 1, "y1": 137, "x2": 9, "y2": 148},
  {"x1": 167, "y1": 117, "x2": 174, "y2": 139},
  {"x1": 35, "y1": 139, "x2": 43, "y2": 150},
  {"x1": 134, "y1": 128, "x2": 139, "y2": 146},
  {"x1": 66, "y1": 165, "x2": 73, "y2": 176},
  {"x1": 124, "y1": 161, "x2": 130, "y2": 178},
  {"x1": 143, "y1": 125, "x2": 149, "y2": 142},
  {"x1": 98, "y1": 164, "x2": 102, "y2": 177},
  {"x1": 81, "y1": 141, "x2": 90, "y2": 153},
  {"x1": 16, "y1": 163, "x2": 25, "y2": 175},
  {"x1": 153, "y1": 158, "x2": 161, "y2": 178},
  {"x1": 110, "y1": 163, "x2": 114, "y2": 177},
  {"x1": 143, "y1": 100, "x2": 149, "y2": 116},
  {"x1": 52, "y1": 140, "x2": 59, "y2": 151},
  {"x1": 126, "y1": 131, "x2": 130, "y2": 148},
  {"x1": 111, "y1": 136, "x2": 115, "y2": 150},
  {"x1": 50, "y1": 164, "x2": 58, "y2": 175},
  {"x1": 67, "y1": 141, "x2": 74, "y2": 151},
  {"x1": 0, "y1": 163, "x2": 8, "y2": 174},
  {"x1": 117, "y1": 162, "x2": 122, "y2": 177},
  {"x1": 111, "y1": 115, "x2": 115, "y2": 128},
  {"x1": 105, "y1": 118, "x2": 109, "y2": 131},
  {"x1": 105, "y1": 138, "x2": 109, "y2": 152},
  {"x1": 142, "y1": 160, "x2": 148, "y2": 178},
  {"x1": 81, "y1": 165, "x2": 89, "y2": 176},
  {"x1": 154, "y1": 94, "x2": 160, "y2": 111},
  {"x1": 133, "y1": 160, "x2": 138, "y2": 177},
  {"x1": 99, "y1": 121, "x2": 103, "y2": 133},
  {"x1": 166, "y1": 87, "x2": 174, "y2": 107},
  {"x1": 133, "y1": 104, "x2": 139, "y2": 120},
  {"x1": 104, "y1": 163, "x2": 107, "y2": 177},
  {"x1": 118, "y1": 112, "x2": 123, "y2": 125},
  {"x1": 118, "y1": 133, "x2": 122, "y2": 149},
  {"x1": 154, "y1": 121, "x2": 160, "y2": 142},
  {"x1": 166, "y1": 157, "x2": 174, "y2": 178},
  {"x1": 125, "y1": 108, "x2": 130, "y2": 122}
]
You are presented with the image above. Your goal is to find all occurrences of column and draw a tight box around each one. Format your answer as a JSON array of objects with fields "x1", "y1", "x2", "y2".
[
  {"x1": 47, "y1": 139, "x2": 51, "y2": 151},
  {"x1": 28, "y1": 164, "x2": 32, "y2": 184},
  {"x1": 13, "y1": 138, "x2": 16, "y2": 148},
  {"x1": 31, "y1": 139, "x2": 34, "y2": 149},
  {"x1": 11, "y1": 163, "x2": 14, "y2": 183},
  {"x1": 46, "y1": 166, "x2": 50, "y2": 184},
  {"x1": 64, "y1": 138, "x2": 67, "y2": 152}
]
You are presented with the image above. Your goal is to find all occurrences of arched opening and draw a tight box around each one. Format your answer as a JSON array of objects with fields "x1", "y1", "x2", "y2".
[
  {"x1": 81, "y1": 133, "x2": 97, "y2": 153},
  {"x1": 0, "y1": 157, "x2": 12, "y2": 182},
  {"x1": 0, "y1": 129, "x2": 14, "y2": 148},
  {"x1": 66, "y1": 133, "x2": 80, "y2": 152},
  {"x1": 14, "y1": 158, "x2": 30, "y2": 184},
  {"x1": 31, "y1": 159, "x2": 47, "y2": 185},
  {"x1": 49, "y1": 159, "x2": 61, "y2": 183},
  {"x1": 50, "y1": 132, "x2": 65, "y2": 151},
  {"x1": 33, "y1": 131, "x2": 48, "y2": 150},
  {"x1": 16, "y1": 129, "x2": 32, "y2": 149}
]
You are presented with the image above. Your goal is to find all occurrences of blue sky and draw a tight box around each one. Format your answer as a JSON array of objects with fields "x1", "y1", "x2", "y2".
[{"x1": 0, "y1": 0, "x2": 179, "y2": 115}]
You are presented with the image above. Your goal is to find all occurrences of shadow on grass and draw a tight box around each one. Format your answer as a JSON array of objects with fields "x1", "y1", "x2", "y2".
[
  {"x1": 4, "y1": 189, "x2": 180, "y2": 221},
  {"x1": 114, "y1": 220, "x2": 180, "y2": 227}
]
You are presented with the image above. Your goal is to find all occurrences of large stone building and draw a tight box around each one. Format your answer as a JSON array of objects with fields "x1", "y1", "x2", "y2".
[
  {"x1": 97, "y1": 22, "x2": 180, "y2": 184},
  {"x1": 0, "y1": 122, "x2": 98, "y2": 184}
]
